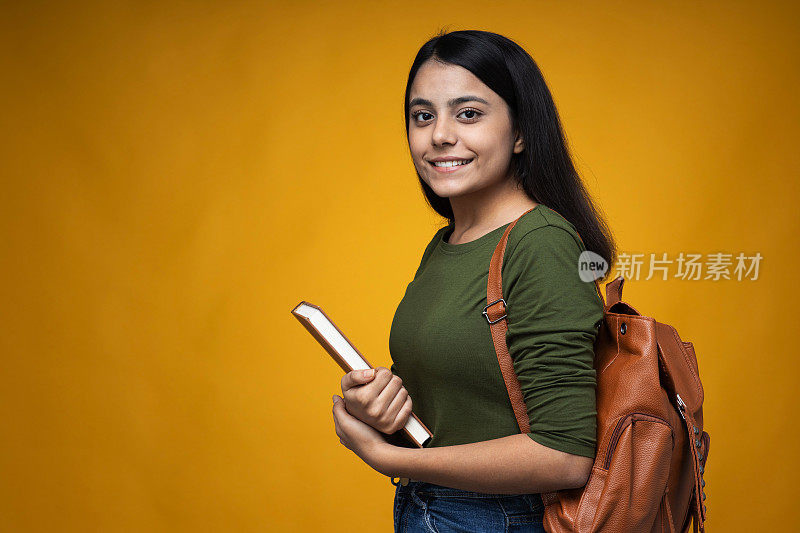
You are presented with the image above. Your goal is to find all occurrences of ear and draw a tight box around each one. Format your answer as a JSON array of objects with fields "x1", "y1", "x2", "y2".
[{"x1": 513, "y1": 130, "x2": 525, "y2": 154}]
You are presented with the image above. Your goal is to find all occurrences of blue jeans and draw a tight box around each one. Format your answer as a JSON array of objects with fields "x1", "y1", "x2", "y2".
[{"x1": 392, "y1": 479, "x2": 546, "y2": 532}]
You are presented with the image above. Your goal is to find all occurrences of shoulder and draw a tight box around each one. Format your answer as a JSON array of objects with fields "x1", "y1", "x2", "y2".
[
  {"x1": 425, "y1": 225, "x2": 448, "y2": 253},
  {"x1": 501, "y1": 206, "x2": 604, "y2": 326},
  {"x1": 417, "y1": 224, "x2": 448, "y2": 255},
  {"x1": 505, "y1": 205, "x2": 586, "y2": 262},
  {"x1": 501, "y1": 205, "x2": 601, "y2": 306}
]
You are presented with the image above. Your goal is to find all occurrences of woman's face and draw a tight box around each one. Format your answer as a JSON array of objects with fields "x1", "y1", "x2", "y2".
[{"x1": 407, "y1": 60, "x2": 524, "y2": 201}]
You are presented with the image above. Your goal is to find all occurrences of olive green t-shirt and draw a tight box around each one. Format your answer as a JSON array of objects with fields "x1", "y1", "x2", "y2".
[{"x1": 388, "y1": 204, "x2": 604, "y2": 458}]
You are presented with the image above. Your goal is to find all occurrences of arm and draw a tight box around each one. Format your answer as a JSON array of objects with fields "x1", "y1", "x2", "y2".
[{"x1": 377, "y1": 434, "x2": 592, "y2": 494}]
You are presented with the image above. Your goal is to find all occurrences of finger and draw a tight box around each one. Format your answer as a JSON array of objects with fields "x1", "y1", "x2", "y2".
[
  {"x1": 333, "y1": 395, "x2": 355, "y2": 421},
  {"x1": 341, "y1": 368, "x2": 376, "y2": 392},
  {"x1": 346, "y1": 367, "x2": 393, "y2": 403},
  {"x1": 332, "y1": 394, "x2": 346, "y2": 412},
  {"x1": 372, "y1": 367, "x2": 394, "y2": 389},
  {"x1": 384, "y1": 388, "x2": 410, "y2": 427},
  {"x1": 332, "y1": 395, "x2": 342, "y2": 437},
  {"x1": 389, "y1": 396, "x2": 413, "y2": 433},
  {"x1": 375, "y1": 374, "x2": 405, "y2": 409},
  {"x1": 362, "y1": 373, "x2": 402, "y2": 421}
]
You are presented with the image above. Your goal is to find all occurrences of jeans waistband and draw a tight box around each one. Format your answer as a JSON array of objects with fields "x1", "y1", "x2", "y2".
[{"x1": 391, "y1": 477, "x2": 543, "y2": 501}]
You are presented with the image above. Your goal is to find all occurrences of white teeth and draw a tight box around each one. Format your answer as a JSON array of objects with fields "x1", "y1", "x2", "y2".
[{"x1": 432, "y1": 159, "x2": 472, "y2": 167}]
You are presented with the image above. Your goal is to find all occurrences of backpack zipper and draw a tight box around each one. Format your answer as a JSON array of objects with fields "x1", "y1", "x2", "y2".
[
  {"x1": 676, "y1": 393, "x2": 687, "y2": 420},
  {"x1": 603, "y1": 412, "x2": 672, "y2": 469},
  {"x1": 675, "y1": 392, "x2": 707, "y2": 525}
]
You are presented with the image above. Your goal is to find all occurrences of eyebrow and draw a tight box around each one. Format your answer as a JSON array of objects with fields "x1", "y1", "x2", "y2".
[{"x1": 409, "y1": 95, "x2": 490, "y2": 108}]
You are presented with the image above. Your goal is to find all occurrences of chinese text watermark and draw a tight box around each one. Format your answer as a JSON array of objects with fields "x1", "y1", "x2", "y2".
[{"x1": 579, "y1": 251, "x2": 763, "y2": 281}]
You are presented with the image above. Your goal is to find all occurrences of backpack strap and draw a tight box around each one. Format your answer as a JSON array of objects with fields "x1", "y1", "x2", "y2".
[
  {"x1": 605, "y1": 275, "x2": 625, "y2": 308},
  {"x1": 484, "y1": 209, "x2": 531, "y2": 433},
  {"x1": 484, "y1": 205, "x2": 605, "y2": 435}
]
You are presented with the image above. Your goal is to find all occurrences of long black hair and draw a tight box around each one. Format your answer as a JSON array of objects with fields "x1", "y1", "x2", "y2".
[{"x1": 404, "y1": 29, "x2": 617, "y2": 277}]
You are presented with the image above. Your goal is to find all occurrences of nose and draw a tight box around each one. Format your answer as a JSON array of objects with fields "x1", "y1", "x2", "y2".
[{"x1": 431, "y1": 116, "x2": 457, "y2": 146}]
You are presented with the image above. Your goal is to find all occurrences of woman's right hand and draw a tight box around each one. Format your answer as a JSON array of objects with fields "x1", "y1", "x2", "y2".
[{"x1": 340, "y1": 367, "x2": 413, "y2": 435}]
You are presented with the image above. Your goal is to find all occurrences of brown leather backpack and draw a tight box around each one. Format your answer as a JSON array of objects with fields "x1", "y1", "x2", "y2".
[{"x1": 484, "y1": 207, "x2": 709, "y2": 532}]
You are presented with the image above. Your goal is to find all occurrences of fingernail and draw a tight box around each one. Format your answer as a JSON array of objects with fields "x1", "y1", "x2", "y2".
[
  {"x1": 332, "y1": 395, "x2": 337, "y2": 403},
  {"x1": 363, "y1": 369, "x2": 374, "y2": 378}
]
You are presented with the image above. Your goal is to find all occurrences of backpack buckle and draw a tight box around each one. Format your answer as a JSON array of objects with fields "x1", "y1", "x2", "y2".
[{"x1": 483, "y1": 298, "x2": 507, "y2": 324}]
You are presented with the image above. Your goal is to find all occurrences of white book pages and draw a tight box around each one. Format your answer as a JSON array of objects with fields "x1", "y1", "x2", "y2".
[{"x1": 294, "y1": 304, "x2": 371, "y2": 372}]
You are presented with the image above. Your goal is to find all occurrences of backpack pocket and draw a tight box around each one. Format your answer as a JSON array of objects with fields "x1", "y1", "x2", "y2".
[{"x1": 579, "y1": 413, "x2": 675, "y2": 531}]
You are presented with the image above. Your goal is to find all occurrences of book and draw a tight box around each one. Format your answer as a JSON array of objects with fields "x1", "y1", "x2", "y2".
[{"x1": 291, "y1": 301, "x2": 432, "y2": 448}]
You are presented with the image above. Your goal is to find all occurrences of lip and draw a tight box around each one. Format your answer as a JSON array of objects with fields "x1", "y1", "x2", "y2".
[
  {"x1": 428, "y1": 156, "x2": 473, "y2": 162},
  {"x1": 428, "y1": 157, "x2": 474, "y2": 173}
]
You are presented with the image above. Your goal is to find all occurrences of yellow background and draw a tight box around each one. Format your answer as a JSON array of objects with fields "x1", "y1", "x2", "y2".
[{"x1": 1, "y1": 1, "x2": 798, "y2": 531}]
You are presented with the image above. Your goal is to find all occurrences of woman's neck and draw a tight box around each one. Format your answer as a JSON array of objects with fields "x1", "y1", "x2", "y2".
[{"x1": 447, "y1": 183, "x2": 538, "y2": 245}]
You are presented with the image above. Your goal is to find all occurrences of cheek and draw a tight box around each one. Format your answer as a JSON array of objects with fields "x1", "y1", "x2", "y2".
[
  {"x1": 407, "y1": 132, "x2": 425, "y2": 158},
  {"x1": 407, "y1": 136, "x2": 427, "y2": 174},
  {"x1": 465, "y1": 128, "x2": 512, "y2": 164},
  {"x1": 464, "y1": 125, "x2": 499, "y2": 149}
]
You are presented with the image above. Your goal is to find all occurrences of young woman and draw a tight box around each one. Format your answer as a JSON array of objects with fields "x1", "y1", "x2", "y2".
[{"x1": 331, "y1": 30, "x2": 617, "y2": 532}]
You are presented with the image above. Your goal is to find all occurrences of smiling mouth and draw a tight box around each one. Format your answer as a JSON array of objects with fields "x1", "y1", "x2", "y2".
[{"x1": 428, "y1": 158, "x2": 474, "y2": 169}]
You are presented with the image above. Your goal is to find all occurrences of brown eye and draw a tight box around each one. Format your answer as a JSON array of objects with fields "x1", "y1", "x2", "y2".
[
  {"x1": 412, "y1": 111, "x2": 433, "y2": 123},
  {"x1": 457, "y1": 108, "x2": 482, "y2": 121}
]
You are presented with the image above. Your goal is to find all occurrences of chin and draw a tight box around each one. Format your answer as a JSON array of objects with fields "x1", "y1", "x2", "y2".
[
  {"x1": 430, "y1": 185, "x2": 473, "y2": 199},
  {"x1": 421, "y1": 171, "x2": 478, "y2": 197}
]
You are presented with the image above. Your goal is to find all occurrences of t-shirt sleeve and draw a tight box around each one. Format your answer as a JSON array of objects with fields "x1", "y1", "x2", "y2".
[{"x1": 503, "y1": 225, "x2": 605, "y2": 459}]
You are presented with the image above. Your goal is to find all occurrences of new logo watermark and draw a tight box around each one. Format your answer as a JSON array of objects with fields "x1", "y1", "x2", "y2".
[{"x1": 579, "y1": 251, "x2": 609, "y2": 282}]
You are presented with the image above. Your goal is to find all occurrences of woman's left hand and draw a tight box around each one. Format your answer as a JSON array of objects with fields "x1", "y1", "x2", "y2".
[{"x1": 332, "y1": 394, "x2": 393, "y2": 475}]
